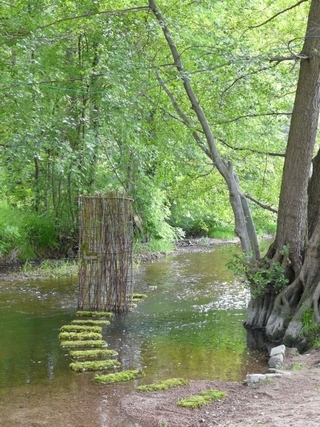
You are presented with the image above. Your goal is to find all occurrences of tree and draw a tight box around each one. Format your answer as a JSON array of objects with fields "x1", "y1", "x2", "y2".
[{"x1": 245, "y1": 0, "x2": 320, "y2": 350}]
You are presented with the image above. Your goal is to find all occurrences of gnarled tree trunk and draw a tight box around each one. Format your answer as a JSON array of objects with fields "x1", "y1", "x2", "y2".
[{"x1": 246, "y1": 0, "x2": 320, "y2": 350}]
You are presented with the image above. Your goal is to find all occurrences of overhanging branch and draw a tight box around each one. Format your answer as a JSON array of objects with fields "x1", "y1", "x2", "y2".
[{"x1": 245, "y1": 193, "x2": 278, "y2": 214}]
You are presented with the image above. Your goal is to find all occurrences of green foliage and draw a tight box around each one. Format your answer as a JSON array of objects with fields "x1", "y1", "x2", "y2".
[
  {"x1": 0, "y1": 202, "x2": 58, "y2": 259},
  {"x1": 228, "y1": 255, "x2": 288, "y2": 298},
  {"x1": 176, "y1": 389, "x2": 227, "y2": 408},
  {"x1": 136, "y1": 378, "x2": 189, "y2": 392},
  {"x1": 94, "y1": 369, "x2": 145, "y2": 384},
  {"x1": 0, "y1": 0, "x2": 310, "y2": 257},
  {"x1": 302, "y1": 308, "x2": 320, "y2": 347}
]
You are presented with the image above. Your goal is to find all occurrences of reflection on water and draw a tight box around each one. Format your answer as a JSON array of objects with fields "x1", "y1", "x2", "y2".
[{"x1": 0, "y1": 245, "x2": 268, "y2": 426}]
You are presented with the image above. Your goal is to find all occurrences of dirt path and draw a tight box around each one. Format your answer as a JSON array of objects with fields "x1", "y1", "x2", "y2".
[{"x1": 122, "y1": 349, "x2": 320, "y2": 427}]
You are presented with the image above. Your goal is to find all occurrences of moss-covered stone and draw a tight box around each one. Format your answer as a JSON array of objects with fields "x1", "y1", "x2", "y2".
[
  {"x1": 60, "y1": 340, "x2": 107, "y2": 348},
  {"x1": 60, "y1": 324, "x2": 102, "y2": 333},
  {"x1": 95, "y1": 369, "x2": 145, "y2": 384},
  {"x1": 58, "y1": 331, "x2": 102, "y2": 341},
  {"x1": 69, "y1": 349, "x2": 118, "y2": 360},
  {"x1": 71, "y1": 319, "x2": 110, "y2": 326},
  {"x1": 136, "y1": 378, "x2": 189, "y2": 392},
  {"x1": 76, "y1": 310, "x2": 113, "y2": 318},
  {"x1": 177, "y1": 389, "x2": 227, "y2": 408},
  {"x1": 70, "y1": 359, "x2": 121, "y2": 372}
]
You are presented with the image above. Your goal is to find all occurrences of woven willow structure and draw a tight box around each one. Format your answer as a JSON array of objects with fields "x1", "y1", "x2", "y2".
[{"x1": 78, "y1": 194, "x2": 133, "y2": 312}]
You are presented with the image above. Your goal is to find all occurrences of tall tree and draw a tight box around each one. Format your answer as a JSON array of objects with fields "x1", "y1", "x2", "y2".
[{"x1": 246, "y1": 0, "x2": 320, "y2": 349}]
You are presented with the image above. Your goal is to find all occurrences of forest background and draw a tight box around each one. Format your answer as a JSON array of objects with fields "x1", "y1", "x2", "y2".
[{"x1": 0, "y1": 0, "x2": 310, "y2": 261}]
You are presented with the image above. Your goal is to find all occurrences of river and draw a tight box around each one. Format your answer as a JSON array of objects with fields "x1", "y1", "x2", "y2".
[{"x1": 0, "y1": 245, "x2": 268, "y2": 426}]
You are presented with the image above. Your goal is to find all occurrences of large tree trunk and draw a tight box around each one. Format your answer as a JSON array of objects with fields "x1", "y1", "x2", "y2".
[{"x1": 246, "y1": 0, "x2": 320, "y2": 350}]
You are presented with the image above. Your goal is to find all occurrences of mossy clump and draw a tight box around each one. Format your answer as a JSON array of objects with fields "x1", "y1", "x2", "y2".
[
  {"x1": 58, "y1": 331, "x2": 102, "y2": 341},
  {"x1": 71, "y1": 319, "x2": 111, "y2": 326},
  {"x1": 60, "y1": 324, "x2": 102, "y2": 333},
  {"x1": 132, "y1": 293, "x2": 148, "y2": 301},
  {"x1": 136, "y1": 378, "x2": 189, "y2": 392},
  {"x1": 70, "y1": 359, "x2": 121, "y2": 372},
  {"x1": 76, "y1": 310, "x2": 113, "y2": 318},
  {"x1": 177, "y1": 389, "x2": 227, "y2": 408},
  {"x1": 69, "y1": 349, "x2": 118, "y2": 360},
  {"x1": 60, "y1": 340, "x2": 107, "y2": 348},
  {"x1": 95, "y1": 369, "x2": 145, "y2": 384}
]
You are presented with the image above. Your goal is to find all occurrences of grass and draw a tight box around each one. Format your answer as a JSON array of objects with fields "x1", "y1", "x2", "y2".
[
  {"x1": 21, "y1": 259, "x2": 78, "y2": 278},
  {"x1": 60, "y1": 324, "x2": 102, "y2": 333},
  {"x1": 71, "y1": 319, "x2": 111, "y2": 326},
  {"x1": 95, "y1": 369, "x2": 145, "y2": 384},
  {"x1": 58, "y1": 331, "x2": 102, "y2": 341},
  {"x1": 60, "y1": 340, "x2": 107, "y2": 348},
  {"x1": 134, "y1": 238, "x2": 175, "y2": 255},
  {"x1": 69, "y1": 359, "x2": 121, "y2": 372},
  {"x1": 76, "y1": 311, "x2": 114, "y2": 318},
  {"x1": 69, "y1": 349, "x2": 118, "y2": 360},
  {"x1": 177, "y1": 389, "x2": 227, "y2": 408},
  {"x1": 136, "y1": 378, "x2": 189, "y2": 392},
  {"x1": 291, "y1": 362, "x2": 305, "y2": 371}
]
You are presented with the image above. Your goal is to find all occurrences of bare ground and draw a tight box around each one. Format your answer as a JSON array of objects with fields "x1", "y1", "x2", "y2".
[{"x1": 122, "y1": 349, "x2": 320, "y2": 427}]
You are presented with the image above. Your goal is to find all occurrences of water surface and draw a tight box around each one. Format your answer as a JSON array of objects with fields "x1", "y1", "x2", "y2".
[{"x1": 0, "y1": 246, "x2": 268, "y2": 426}]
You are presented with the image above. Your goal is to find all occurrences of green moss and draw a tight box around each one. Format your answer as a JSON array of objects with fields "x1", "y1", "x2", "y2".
[
  {"x1": 132, "y1": 293, "x2": 148, "y2": 300},
  {"x1": 95, "y1": 369, "x2": 145, "y2": 384},
  {"x1": 70, "y1": 359, "x2": 121, "y2": 372},
  {"x1": 76, "y1": 310, "x2": 113, "y2": 318},
  {"x1": 59, "y1": 331, "x2": 102, "y2": 341},
  {"x1": 60, "y1": 340, "x2": 107, "y2": 348},
  {"x1": 71, "y1": 319, "x2": 111, "y2": 326},
  {"x1": 136, "y1": 378, "x2": 189, "y2": 392},
  {"x1": 177, "y1": 389, "x2": 227, "y2": 408},
  {"x1": 60, "y1": 324, "x2": 102, "y2": 333},
  {"x1": 69, "y1": 349, "x2": 118, "y2": 360}
]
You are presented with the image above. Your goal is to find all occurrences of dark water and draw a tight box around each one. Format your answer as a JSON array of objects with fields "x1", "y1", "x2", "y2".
[{"x1": 0, "y1": 246, "x2": 268, "y2": 426}]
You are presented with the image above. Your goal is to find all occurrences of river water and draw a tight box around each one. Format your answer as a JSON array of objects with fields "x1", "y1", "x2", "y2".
[{"x1": 0, "y1": 246, "x2": 268, "y2": 427}]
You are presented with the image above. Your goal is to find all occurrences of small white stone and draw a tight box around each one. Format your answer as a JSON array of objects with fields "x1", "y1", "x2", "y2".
[{"x1": 270, "y1": 344, "x2": 286, "y2": 357}]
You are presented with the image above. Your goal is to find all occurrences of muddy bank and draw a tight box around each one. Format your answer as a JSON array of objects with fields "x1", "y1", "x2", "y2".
[{"x1": 122, "y1": 348, "x2": 320, "y2": 427}]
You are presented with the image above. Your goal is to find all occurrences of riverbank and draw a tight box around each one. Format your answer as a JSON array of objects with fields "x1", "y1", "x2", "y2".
[
  {"x1": 0, "y1": 237, "x2": 239, "y2": 282},
  {"x1": 122, "y1": 348, "x2": 320, "y2": 427}
]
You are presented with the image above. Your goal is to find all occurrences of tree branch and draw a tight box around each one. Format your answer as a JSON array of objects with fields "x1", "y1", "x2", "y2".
[
  {"x1": 155, "y1": 72, "x2": 211, "y2": 158},
  {"x1": 269, "y1": 53, "x2": 309, "y2": 64},
  {"x1": 217, "y1": 137, "x2": 285, "y2": 158},
  {"x1": 38, "y1": 7, "x2": 149, "y2": 30},
  {"x1": 215, "y1": 112, "x2": 291, "y2": 125},
  {"x1": 245, "y1": 194, "x2": 278, "y2": 214},
  {"x1": 247, "y1": 0, "x2": 309, "y2": 31}
]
